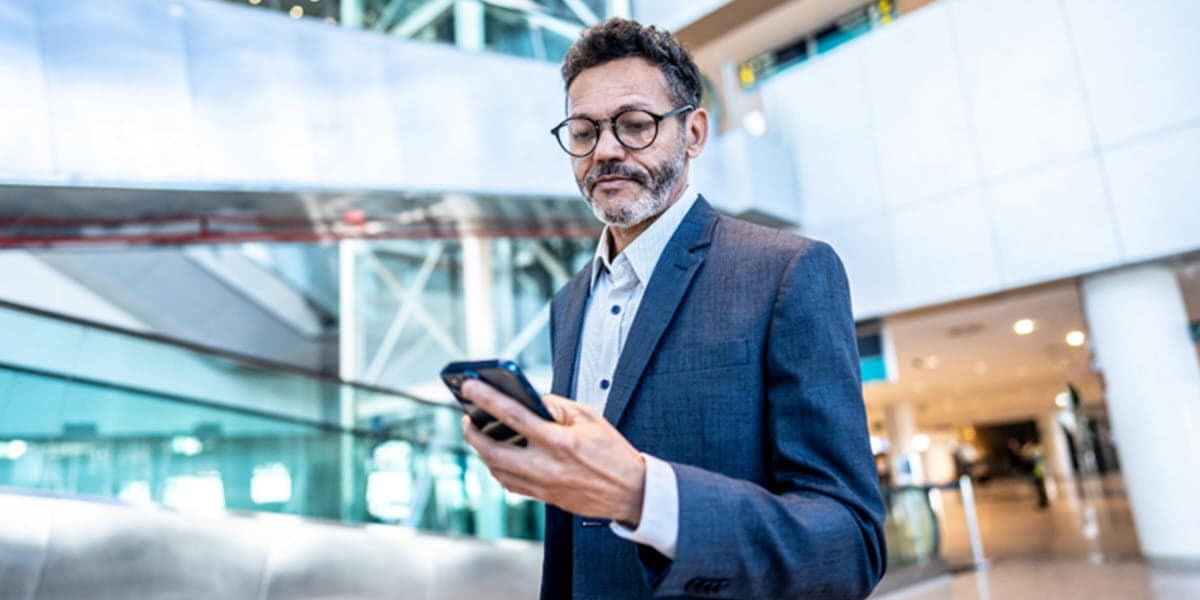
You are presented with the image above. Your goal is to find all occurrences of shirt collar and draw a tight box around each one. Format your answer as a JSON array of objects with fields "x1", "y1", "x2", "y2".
[{"x1": 588, "y1": 191, "x2": 699, "y2": 294}]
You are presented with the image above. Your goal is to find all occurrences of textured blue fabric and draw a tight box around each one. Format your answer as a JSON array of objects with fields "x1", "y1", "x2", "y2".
[{"x1": 542, "y1": 197, "x2": 887, "y2": 600}]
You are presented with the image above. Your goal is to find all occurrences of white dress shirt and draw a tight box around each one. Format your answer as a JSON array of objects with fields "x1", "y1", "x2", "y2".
[{"x1": 573, "y1": 192, "x2": 698, "y2": 560}]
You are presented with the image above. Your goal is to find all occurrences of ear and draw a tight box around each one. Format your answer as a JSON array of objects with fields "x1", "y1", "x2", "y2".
[{"x1": 685, "y1": 108, "x2": 709, "y2": 159}]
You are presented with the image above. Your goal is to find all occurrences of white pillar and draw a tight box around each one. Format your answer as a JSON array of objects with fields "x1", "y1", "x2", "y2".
[
  {"x1": 461, "y1": 237, "x2": 497, "y2": 360},
  {"x1": 339, "y1": 0, "x2": 363, "y2": 28},
  {"x1": 1081, "y1": 263, "x2": 1200, "y2": 564},
  {"x1": 338, "y1": 240, "x2": 365, "y2": 521},
  {"x1": 885, "y1": 402, "x2": 924, "y2": 485},
  {"x1": 607, "y1": 0, "x2": 632, "y2": 18},
  {"x1": 453, "y1": 0, "x2": 485, "y2": 51},
  {"x1": 1038, "y1": 411, "x2": 1073, "y2": 480},
  {"x1": 461, "y1": 236, "x2": 506, "y2": 538}
]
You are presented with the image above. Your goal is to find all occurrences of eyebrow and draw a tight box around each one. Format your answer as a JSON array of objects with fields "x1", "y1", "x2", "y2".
[{"x1": 567, "y1": 101, "x2": 658, "y2": 120}]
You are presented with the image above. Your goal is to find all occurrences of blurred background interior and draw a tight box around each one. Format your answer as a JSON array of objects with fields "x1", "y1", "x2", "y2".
[{"x1": 0, "y1": 0, "x2": 1198, "y2": 598}]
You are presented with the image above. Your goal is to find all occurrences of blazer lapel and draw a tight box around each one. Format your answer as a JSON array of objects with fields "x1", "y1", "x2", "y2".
[
  {"x1": 551, "y1": 269, "x2": 591, "y2": 398},
  {"x1": 602, "y1": 198, "x2": 719, "y2": 427}
]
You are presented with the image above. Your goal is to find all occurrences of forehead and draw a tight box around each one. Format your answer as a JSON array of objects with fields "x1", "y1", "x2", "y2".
[{"x1": 566, "y1": 57, "x2": 674, "y2": 116}]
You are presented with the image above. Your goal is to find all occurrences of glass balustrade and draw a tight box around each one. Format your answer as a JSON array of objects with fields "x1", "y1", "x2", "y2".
[
  {"x1": 0, "y1": 273, "x2": 946, "y2": 556},
  {"x1": 882, "y1": 485, "x2": 942, "y2": 567},
  {"x1": 0, "y1": 303, "x2": 543, "y2": 541}
]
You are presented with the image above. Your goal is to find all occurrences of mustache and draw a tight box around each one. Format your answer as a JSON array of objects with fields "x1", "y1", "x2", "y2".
[{"x1": 584, "y1": 162, "x2": 650, "y2": 190}]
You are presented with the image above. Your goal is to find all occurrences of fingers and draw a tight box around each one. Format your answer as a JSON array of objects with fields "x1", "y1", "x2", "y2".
[
  {"x1": 461, "y1": 414, "x2": 550, "y2": 498},
  {"x1": 462, "y1": 379, "x2": 559, "y2": 445},
  {"x1": 542, "y1": 393, "x2": 602, "y2": 423},
  {"x1": 463, "y1": 414, "x2": 528, "y2": 464},
  {"x1": 486, "y1": 465, "x2": 545, "y2": 499}
]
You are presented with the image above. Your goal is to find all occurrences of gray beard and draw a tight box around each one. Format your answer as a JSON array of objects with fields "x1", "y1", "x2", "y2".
[{"x1": 581, "y1": 140, "x2": 686, "y2": 228}]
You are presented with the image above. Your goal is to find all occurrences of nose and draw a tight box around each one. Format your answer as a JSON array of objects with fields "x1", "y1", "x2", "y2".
[{"x1": 592, "y1": 124, "x2": 626, "y2": 162}]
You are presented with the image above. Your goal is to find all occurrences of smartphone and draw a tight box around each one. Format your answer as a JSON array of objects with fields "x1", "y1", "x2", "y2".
[{"x1": 441, "y1": 360, "x2": 553, "y2": 446}]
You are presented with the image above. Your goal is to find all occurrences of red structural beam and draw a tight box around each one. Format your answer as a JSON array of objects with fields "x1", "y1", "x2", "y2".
[{"x1": 0, "y1": 216, "x2": 601, "y2": 248}]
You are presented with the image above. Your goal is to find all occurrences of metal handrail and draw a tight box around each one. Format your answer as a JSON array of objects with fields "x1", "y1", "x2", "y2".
[{"x1": 0, "y1": 297, "x2": 438, "y2": 408}]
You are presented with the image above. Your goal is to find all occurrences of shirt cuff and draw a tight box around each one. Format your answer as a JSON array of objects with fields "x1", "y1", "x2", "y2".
[{"x1": 609, "y1": 453, "x2": 678, "y2": 560}]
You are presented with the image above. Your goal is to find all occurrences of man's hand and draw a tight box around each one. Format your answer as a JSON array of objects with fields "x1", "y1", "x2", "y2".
[{"x1": 460, "y1": 379, "x2": 647, "y2": 527}]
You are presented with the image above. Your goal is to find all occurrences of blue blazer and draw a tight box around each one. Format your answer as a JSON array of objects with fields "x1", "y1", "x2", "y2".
[{"x1": 542, "y1": 198, "x2": 887, "y2": 599}]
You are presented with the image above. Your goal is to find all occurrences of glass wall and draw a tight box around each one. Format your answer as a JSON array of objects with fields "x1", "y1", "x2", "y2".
[
  {"x1": 341, "y1": 237, "x2": 594, "y2": 396},
  {"x1": 0, "y1": 303, "x2": 546, "y2": 540},
  {"x1": 222, "y1": 0, "x2": 615, "y2": 63}
]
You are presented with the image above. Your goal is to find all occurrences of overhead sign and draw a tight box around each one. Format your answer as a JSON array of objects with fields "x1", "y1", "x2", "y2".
[
  {"x1": 738, "y1": 0, "x2": 896, "y2": 89},
  {"x1": 857, "y1": 319, "x2": 897, "y2": 385}
]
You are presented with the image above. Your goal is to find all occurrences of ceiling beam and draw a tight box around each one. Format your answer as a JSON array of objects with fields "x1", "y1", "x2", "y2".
[{"x1": 673, "y1": 0, "x2": 792, "y2": 48}]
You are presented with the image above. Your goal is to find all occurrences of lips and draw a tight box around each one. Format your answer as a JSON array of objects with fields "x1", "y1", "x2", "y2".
[
  {"x1": 585, "y1": 165, "x2": 648, "y2": 192},
  {"x1": 592, "y1": 176, "x2": 635, "y2": 191}
]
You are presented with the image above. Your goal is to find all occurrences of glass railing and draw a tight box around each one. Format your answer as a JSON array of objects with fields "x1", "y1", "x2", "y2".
[
  {"x1": 0, "y1": 301, "x2": 948, "y2": 554},
  {"x1": 0, "y1": 302, "x2": 543, "y2": 541},
  {"x1": 882, "y1": 485, "x2": 941, "y2": 567}
]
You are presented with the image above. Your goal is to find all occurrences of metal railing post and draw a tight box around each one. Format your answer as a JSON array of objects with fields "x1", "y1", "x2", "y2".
[{"x1": 958, "y1": 475, "x2": 989, "y2": 569}]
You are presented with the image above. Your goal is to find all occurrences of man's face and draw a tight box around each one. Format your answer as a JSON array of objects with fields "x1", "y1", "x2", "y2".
[{"x1": 565, "y1": 57, "x2": 692, "y2": 228}]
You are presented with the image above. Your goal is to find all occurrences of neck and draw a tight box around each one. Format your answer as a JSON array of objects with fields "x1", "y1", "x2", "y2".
[
  {"x1": 607, "y1": 181, "x2": 689, "y2": 259},
  {"x1": 608, "y1": 216, "x2": 656, "y2": 259}
]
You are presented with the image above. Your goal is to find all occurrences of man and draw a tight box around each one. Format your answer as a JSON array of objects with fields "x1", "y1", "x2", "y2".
[{"x1": 461, "y1": 18, "x2": 886, "y2": 599}]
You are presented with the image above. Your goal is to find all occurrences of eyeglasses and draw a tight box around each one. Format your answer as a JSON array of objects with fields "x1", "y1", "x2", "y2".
[{"x1": 550, "y1": 104, "x2": 694, "y2": 157}]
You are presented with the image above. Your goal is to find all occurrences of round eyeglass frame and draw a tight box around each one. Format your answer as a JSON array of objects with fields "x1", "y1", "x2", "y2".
[{"x1": 550, "y1": 104, "x2": 695, "y2": 157}]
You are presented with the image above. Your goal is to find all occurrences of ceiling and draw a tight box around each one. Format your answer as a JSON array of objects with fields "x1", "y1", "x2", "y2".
[
  {"x1": 0, "y1": 185, "x2": 598, "y2": 247},
  {"x1": 864, "y1": 257, "x2": 1200, "y2": 434},
  {"x1": 682, "y1": 0, "x2": 863, "y2": 72}
]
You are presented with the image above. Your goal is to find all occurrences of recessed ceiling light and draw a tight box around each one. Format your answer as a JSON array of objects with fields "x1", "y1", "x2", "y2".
[
  {"x1": 3, "y1": 439, "x2": 27, "y2": 460},
  {"x1": 1066, "y1": 330, "x2": 1086, "y2": 347},
  {"x1": 1013, "y1": 318, "x2": 1036, "y2": 335},
  {"x1": 290, "y1": 5, "x2": 303, "y2": 18}
]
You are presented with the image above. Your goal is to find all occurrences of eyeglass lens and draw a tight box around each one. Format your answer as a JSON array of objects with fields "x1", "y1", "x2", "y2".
[{"x1": 558, "y1": 110, "x2": 660, "y2": 156}]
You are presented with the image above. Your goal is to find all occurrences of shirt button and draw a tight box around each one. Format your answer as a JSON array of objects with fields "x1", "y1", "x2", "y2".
[
  {"x1": 611, "y1": 305, "x2": 621, "y2": 315},
  {"x1": 599, "y1": 379, "x2": 610, "y2": 390}
]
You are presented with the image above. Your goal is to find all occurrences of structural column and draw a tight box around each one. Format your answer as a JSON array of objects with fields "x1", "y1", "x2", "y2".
[
  {"x1": 453, "y1": 0, "x2": 485, "y2": 51},
  {"x1": 337, "y1": 239, "x2": 366, "y2": 521},
  {"x1": 885, "y1": 401, "x2": 924, "y2": 485},
  {"x1": 339, "y1": 0, "x2": 363, "y2": 28},
  {"x1": 1037, "y1": 411, "x2": 1073, "y2": 481},
  {"x1": 461, "y1": 236, "x2": 506, "y2": 539},
  {"x1": 1081, "y1": 263, "x2": 1200, "y2": 565}
]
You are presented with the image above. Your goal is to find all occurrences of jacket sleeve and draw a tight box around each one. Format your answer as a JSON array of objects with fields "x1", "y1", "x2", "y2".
[{"x1": 644, "y1": 240, "x2": 888, "y2": 599}]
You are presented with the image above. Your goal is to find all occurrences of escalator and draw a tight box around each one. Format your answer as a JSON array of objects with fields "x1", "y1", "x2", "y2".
[{"x1": 0, "y1": 301, "x2": 543, "y2": 598}]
